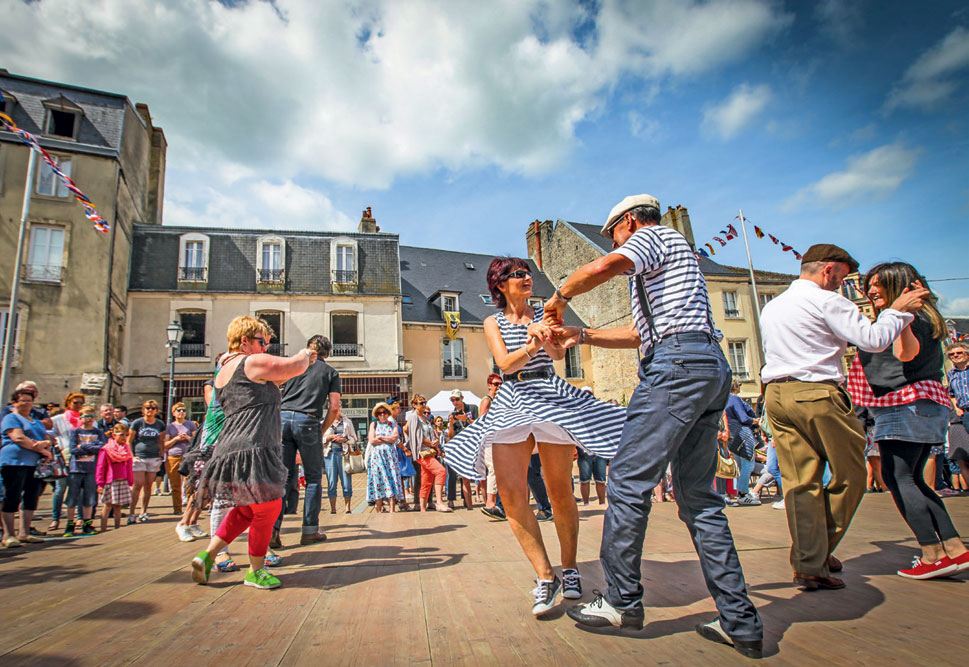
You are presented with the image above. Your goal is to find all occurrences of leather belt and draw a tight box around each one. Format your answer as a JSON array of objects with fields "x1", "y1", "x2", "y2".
[
  {"x1": 503, "y1": 367, "x2": 555, "y2": 382},
  {"x1": 281, "y1": 409, "x2": 321, "y2": 419},
  {"x1": 768, "y1": 377, "x2": 841, "y2": 388}
]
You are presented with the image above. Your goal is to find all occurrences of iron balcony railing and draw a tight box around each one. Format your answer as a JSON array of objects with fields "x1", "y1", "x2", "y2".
[
  {"x1": 331, "y1": 343, "x2": 361, "y2": 357},
  {"x1": 25, "y1": 264, "x2": 62, "y2": 282},
  {"x1": 724, "y1": 309, "x2": 741, "y2": 318},
  {"x1": 267, "y1": 343, "x2": 287, "y2": 356},
  {"x1": 179, "y1": 266, "x2": 207, "y2": 281},
  {"x1": 331, "y1": 270, "x2": 357, "y2": 284},
  {"x1": 258, "y1": 268, "x2": 284, "y2": 283},
  {"x1": 176, "y1": 343, "x2": 208, "y2": 358}
]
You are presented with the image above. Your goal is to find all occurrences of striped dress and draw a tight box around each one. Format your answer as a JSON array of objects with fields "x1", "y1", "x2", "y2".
[{"x1": 443, "y1": 305, "x2": 626, "y2": 480}]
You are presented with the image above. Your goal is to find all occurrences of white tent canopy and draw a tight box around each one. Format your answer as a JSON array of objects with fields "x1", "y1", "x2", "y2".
[{"x1": 426, "y1": 389, "x2": 482, "y2": 418}]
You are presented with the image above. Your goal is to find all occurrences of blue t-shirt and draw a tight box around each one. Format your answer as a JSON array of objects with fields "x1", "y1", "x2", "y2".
[
  {"x1": 1, "y1": 412, "x2": 47, "y2": 467},
  {"x1": 725, "y1": 394, "x2": 755, "y2": 427},
  {"x1": 69, "y1": 427, "x2": 107, "y2": 474}
]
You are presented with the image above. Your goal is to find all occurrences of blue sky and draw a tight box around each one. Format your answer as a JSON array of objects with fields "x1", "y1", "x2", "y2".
[{"x1": 4, "y1": 0, "x2": 968, "y2": 311}]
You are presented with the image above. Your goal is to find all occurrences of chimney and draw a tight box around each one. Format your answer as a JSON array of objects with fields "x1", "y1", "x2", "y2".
[
  {"x1": 358, "y1": 206, "x2": 377, "y2": 234},
  {"x1": 525, "y1": 219, "x2": 553, "y2": 270},
  {"x1": 661, "y1": 205, "x2": 696, "y2": 250}
]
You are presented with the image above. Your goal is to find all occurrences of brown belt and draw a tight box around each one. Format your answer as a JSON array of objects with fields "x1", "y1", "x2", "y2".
[{"x1": 769, "y1": 377, "x2": 842, "y2": 388}]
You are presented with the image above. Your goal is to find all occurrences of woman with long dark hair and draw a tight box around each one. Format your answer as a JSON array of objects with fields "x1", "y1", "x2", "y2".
[
  {"x1": 847, "y1": 262, "x2": 968, "y2": 579},
  {"x1": 444, "y1": 257, "x2": 625, "y2": 616}
]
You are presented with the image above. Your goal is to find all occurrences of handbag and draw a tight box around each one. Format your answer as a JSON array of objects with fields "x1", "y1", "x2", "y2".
[
  {"x1": 715, "y1": 442, "x2": 739, "y2": 479},
  {"x1": 344, "y1": 450, "x2": 365, "y2": 475},
  {"x1": 35, "y1": 447, "x2": 69, "y2": 480}
]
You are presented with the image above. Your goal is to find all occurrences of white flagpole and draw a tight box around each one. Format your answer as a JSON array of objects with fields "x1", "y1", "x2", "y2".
[{"x1": 737, "y1": 209, "x2": 764, "y2": 353}]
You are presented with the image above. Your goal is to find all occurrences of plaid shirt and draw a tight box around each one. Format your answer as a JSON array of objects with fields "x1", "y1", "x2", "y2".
[
  {"x1": 947, "y1": 366, "x2": 969, "y2": 409},
  {"x1": 846, "y1": 356, "x2": 951, "y2": 408}
]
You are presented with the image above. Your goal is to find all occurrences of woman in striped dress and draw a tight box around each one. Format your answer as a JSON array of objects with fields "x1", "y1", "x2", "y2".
[{"x1": 444, "y1": 257, "x2": 625, "y2": 617}]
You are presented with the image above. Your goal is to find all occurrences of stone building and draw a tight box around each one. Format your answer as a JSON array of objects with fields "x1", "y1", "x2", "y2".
[
  {"x1": 526, "y1": 207, "x2": 797, "y2": 400},
  {"x1": 0, "y1": 70, "x2": 165, "y2": 404},
  {"x1": 123, "y1": 210, "x2": 404, "y2": 440},
  {"x1": 400, "y1": 246, "x2": 593, "y2": 401}
]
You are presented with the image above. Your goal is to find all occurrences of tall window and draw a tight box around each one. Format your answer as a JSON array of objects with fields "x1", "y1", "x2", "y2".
[
  {"x1": 258, "y1": 311, "x2": 283, "y2": 355},
  {"x1": 177, "y1": 312, "x2": 206, "y2": 358},
  {"x1": 178, "y1": 233, "x2": 209, "y2": 281},
  {"x1": 185, "y1": 241, "x2": 204, "y2": 268},
  {"x1": 442, "y1": 338, "x2": 466, "y2": 379},
  {"x1": 443, "y1": 295, "x2": 458, "y2": 313},
  {"x1": 27, "y1": 225, "x2": 65, "y2": 282},
  {"x1": 728, "y1": 341, "x2": 748, "y2": 379},
  {"x1": 257, "y1": 235, "x2": 284, "y2": 283},
  {"x1": 0, "y1": 308, "x2": 23, "y2": 362},
  {"x1": 723, "y1": 291, "x2": 741, "y2": 318},
  {"x1": 36, "y1": 157, "x2": 71, "y2": 197},
  {"x1": 335, "y1": 245, "x2": 355, "y2": 282},
  {"x1": 758, "y1": 292, "x2": 773, "y2": 309},
  {"x1": 565, "y1": 345, "x2": 583, "y2": 379},
  {"x1": 331, "y1": 312, "x2": 359, "y2": 357}
]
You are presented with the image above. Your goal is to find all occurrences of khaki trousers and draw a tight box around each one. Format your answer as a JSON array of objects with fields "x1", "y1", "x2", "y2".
[
  {"x1": 164, "y1": 456, "x2": 183, "y2": 515},
  {"x1": 765, "y1": 381, "x2": 866, "y2": 577}
]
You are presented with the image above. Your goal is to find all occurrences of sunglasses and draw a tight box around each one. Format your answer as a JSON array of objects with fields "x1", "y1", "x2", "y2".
[
  {"x1": 252, "y1": 336, "x2": 267, "y2": 346},
  {"x1": 490, "y1": 382, "x2": 503, "y2": 387},
  {"x1": 501, "y1": 270, "x2": 531, "y2": 281},
  {"x1": 376, "y1": 411, "x2": 389, "y2": 416},
  {"x1": 174, "y1": 408, "x2": 186, "y2": 412},
  {"x1": 450, "y1": 397, "x2": 461, "y2": 402},
  {"x1": 144, "y1": 406, "x2": 158, "y2": 411},
  {"x1": 413, "y1": 401, "x2": 426, "y2": 406}
]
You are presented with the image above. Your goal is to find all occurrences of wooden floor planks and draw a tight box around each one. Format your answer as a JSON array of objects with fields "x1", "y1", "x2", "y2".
[{"x1": 0, "y1": 475, "x2": 967, "y2": 666}]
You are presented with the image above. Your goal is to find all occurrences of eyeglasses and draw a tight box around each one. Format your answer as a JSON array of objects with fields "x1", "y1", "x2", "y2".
[
  {"x1": 252, "y1": 336, "x2": 267, "y2": 346},
  {"x1": 949, "y1": 352, "x2": 966, "y2": 358},
  {"x1": 413, "y1": 401, "x2": 426, "y2": 406},
  {"x1": 501, "y1": 270, "x2": 531, "y2": 281}
]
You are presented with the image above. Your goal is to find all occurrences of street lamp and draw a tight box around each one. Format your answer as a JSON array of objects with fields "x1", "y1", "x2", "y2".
[{"x1": 165, "y1": 320, "x2": 184, "y2": 418}]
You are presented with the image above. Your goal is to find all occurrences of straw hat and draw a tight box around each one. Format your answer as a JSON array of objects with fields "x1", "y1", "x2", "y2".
[{"x1": 371, "y1": 402, "x2": 393, "y2": 419}]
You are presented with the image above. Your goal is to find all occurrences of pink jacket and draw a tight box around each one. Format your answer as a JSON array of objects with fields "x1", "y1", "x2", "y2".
[{"x1": 95, "y1": 448, "x2": 133, "y2": 487}]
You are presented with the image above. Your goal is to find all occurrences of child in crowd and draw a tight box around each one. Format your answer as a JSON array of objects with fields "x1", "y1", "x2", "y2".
[
  {"x1": 64, "y1": 407, "x2": 106, "y2": 536},
  {"x1": 96, "y1": 423, "x2": 134, "y2": 531}
]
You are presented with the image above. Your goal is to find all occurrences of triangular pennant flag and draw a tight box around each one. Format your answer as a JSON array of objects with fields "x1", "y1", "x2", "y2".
[
  {"x1": 793, "y1": 251, "x2": 802, "y2": 260},
  {"x1": 754, "y1": 226, "x2": 764, "y2": 239},
  {"x1": 696, "y1": 248, "x2": 709, "y2": 258},
  {"x1": 768, "y1": 234, "x2": 779, "y2": 244},
  {"x1": 713, "y1": 236, "x2": 727, "y2": 246},
  {"x1": 781, "y1": 244, "x2": 792, "y2": 252},
  {"x1": 727, "y1": 224, "x2": 738, "y2": 238},
  {"x1": 705, "y1": 243, "x2": 716, "y2": 255}
]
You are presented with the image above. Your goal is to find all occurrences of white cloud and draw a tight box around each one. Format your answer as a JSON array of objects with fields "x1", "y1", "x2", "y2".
[
  {"x1": 814, "y1": 0, "x2": 865, "y2": 46},
  {"x1": 785, "y1": 141, "x2": 922, "y2": 209},
  {"x1": 941, "y1": 296, "x2": 969, "y2": 317},
  {"x1": 702, "y1": 83, "x2": 773, "y2": 140},
  {"x1": 628, "y1": 111, "x2": 661, "y2": 141},
  {"x1": 885, "y1": 26, "x2": 969, "y2": 111}
]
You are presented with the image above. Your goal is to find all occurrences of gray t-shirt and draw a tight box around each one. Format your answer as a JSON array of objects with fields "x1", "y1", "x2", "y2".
[{"x1": 130, "y1": 417, "x2": 166, "y2": 459}]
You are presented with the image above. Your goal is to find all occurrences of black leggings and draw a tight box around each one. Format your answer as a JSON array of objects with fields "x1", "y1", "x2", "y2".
[{"x1": 879, "y1": 440, "x2": 960, "y2": 546}]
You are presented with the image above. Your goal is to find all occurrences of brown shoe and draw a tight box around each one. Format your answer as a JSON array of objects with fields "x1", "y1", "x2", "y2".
[
  {"x1": 827, "y1": 555, "x2": 843, "y2": 572},
  {"x1": 269, "y1": 529, "x2": 283, "y2": 550},
  {"x1": 794, "y1": 574, "x2": 845, "y2": 590},
  {"x1": 299, "y1": 532, "x2": 327, "y2": 545}
]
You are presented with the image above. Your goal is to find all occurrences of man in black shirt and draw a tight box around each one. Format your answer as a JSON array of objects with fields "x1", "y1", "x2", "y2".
[{"x1": 272, "y1": 335, "x2": 342, "y2": 547}]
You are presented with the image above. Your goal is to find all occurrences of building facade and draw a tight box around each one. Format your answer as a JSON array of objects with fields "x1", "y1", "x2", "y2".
[
  {"x1": 526, "y1": 207, "x2": 797, "y2": 400},
  {"x1": 0, "y1": 70, "x2": 165, "y2": 404}
]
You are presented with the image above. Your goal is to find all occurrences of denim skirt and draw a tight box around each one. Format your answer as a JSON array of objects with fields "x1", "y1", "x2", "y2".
[{"x1": 869, "y1": 400, "x2": 949, "y2": 444}]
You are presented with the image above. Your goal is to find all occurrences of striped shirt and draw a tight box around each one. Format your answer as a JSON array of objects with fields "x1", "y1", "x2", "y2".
[
  {"x1": 494, "y1": 306, "x2": 553, "y2": 372},
  {"x1": 948, "y1": 366, "x2": 969, "y2": 409},
  {"x1": 609, "y1": 224, "x2": 720, "y2": 354}
]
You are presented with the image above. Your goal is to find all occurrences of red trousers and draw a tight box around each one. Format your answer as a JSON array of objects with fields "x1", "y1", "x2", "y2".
[
  {"x1": 214, "y1": 498, "x2": 281, "y2": 557},
  {"x1": 419, "y1": 457, "x2": 447, "y2": 500}
]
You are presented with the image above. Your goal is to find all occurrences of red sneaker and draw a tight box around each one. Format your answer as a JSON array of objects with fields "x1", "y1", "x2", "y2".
[
  {"x1": 946, "y1": 551, "x2": 969, "y2": 573},
  {"x1": 897, "y1": 556, "x2": 958, "y2": 580}
]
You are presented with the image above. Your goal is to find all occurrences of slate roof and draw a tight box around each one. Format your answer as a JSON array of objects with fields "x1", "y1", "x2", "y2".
[
  {"x1": 400, "y1": 246, "x2": 586, "y2": 328},
  {"x1": 948, "y1": 317, "x2": 969, "y2": 337},
  {"x1": 130, "y1": 225, "x2": 400, "y2": 295},
  {"x1": 565, "y1": 221, "x2": 797, "y2": 282},
  {"x1": 0, "y1": 71, "x2": 132, "y2": 155}
]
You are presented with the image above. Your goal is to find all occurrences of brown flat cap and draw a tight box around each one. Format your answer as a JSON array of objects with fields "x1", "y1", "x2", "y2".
[{"x1": 800, "y1": 243, "x2": 859, "y2": 273}]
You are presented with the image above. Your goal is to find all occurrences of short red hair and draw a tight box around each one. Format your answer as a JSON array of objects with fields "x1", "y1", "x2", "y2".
[{"x1": 486, "y1": 257, "x2": 530, "y2": 309}]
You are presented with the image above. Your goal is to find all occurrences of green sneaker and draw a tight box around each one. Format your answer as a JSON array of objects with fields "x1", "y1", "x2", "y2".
[
  {"x1": 62, "y1": 521, "x2": 76, "y2": 538},
  {"x1": 244, "y1": 568, "x2": 281, "y2": 590},
  {"x1": 192, "y1": 550, "x2": 214, "y2": 585}
]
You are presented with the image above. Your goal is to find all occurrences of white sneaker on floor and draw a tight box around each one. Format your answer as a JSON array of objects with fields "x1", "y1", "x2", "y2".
[
  {"x1": 772, "y1": 498, "x2": 785, "y2": 509},
  {"x1": 188, "y1": 524, "x2": 208, "y2": 538},
  {"x1": 737, "y1": 493, "x2": 761, "y2": 506},
  {"x1": 175, "y1": 525, "x2": 197, "y2": 542},
  {"x1": 531, "y1": 577, "x2": 562, "y2": 616}
]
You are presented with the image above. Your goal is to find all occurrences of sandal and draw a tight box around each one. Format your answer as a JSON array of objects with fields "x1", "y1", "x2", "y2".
[
  {"x1": 48, "y1": 521, "x2": 60, "y2": 532},
  {"x1": 215, "y1": 558, "x2": 239, "y2": 573},
  {"x1": 265, "y1": 553, "x2": 283, "y2": 567}
]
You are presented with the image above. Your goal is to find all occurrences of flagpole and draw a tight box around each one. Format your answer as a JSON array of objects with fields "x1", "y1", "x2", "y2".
[
  {"x1": 737, "y1": 209, "x2": 764, "y2": 354},
  {"x1": 0, "y1": 149, "x2": 37, "y2": 402}
]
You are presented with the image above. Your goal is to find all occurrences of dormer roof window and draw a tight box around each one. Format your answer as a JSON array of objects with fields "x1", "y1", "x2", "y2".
[
  {"x1": 42, "y1": 95, "x2": 84, "y2": 140},
  {"x1": 0, "y1": 90, "x2": 16, "y2": 116}
]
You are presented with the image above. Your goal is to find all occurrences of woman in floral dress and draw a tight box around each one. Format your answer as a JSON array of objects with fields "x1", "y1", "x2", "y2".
[{"x1": 366, "y1": 403, "x2": 404, "y2": 512}]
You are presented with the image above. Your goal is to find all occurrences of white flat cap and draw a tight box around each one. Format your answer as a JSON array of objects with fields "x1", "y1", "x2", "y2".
[{"x1": 601, "y1": 194, "x2": 660, "y2": 237}]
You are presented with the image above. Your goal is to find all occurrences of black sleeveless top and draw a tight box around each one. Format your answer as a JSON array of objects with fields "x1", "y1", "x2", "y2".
[{"x1": 859, "y1": 314, "x2": 943, "y2": 397}]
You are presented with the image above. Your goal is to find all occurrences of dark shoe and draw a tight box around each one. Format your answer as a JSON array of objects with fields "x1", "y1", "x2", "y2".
[
  {"x1": 794, "y1": 574, "x2": 845, "y2": 590},
  {"x1": 695, "y1": 619, "x2": 763, "y2": 659},
  {"x1": 29, "y1": 526, "x2": 46, "y2": 537},
  {"x1": 562, "y1": 568, "x2": 582, "y2": 599},
  {"x1": 62, "y1": 521, "x2": 76, "y2": 538},
  {"x1": 531, "y1": 576, "x2": 562, "y2": 616},
  {"x1": 827, "y1": 554, "x2": 843, "y2": 572},
  {"x1": 269, "y1": 529, "x2": 283, "y2": 550},
  {"x1": 535, "y1": 509, "x2": 554, "y2": 522},
  {"x1": 299, "y1": 532, "x2": 327, "y2": 546},
  {"x1": 481, "y1": 507, "x2": 504, "y2": 520},
  {"x1": 566, "y1": 591, "x2": 644, "y2": 629},
  {"x1": 81, "y1": 520, "x2": 97, "y2": 536}
]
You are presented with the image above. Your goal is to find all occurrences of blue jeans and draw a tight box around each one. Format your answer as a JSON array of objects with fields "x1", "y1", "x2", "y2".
[
  {"x1": 528, "y1": 453, "x2": 552, "y2": 512},
  {"x1": 601, "y1": 332, "x2": 762, "y2": 641},
  {"x1": 577, "y1": 448, "x2": 608, "y2": 483},
  {"x1": 325, "y1": 450, "x2": 352, "y2": 498},
  {"x1": 274, "y1": 411, "x2": 324, "y2": 535},
  {"x1": 51, "y1": 477, "x2": 68, "y2": 521},
  {"x1": 767, "y1": 445, "x2": 782, "y2": 496},
  {"x1": 736, "y1": 455, "x2": 756, "y2": 494}
]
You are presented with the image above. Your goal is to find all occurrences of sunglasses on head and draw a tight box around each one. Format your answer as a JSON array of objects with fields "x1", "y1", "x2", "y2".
[{"x1": 501, "y1": 270, "x2": 531, "y2": 281}]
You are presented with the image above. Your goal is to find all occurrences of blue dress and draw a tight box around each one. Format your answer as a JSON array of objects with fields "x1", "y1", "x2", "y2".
[
  {"x1": 443, "y1": 305, "x2": 626, "y2": 480},
  {"x1": 367, "y1": 422, "x2": 404, "y2": 502}
]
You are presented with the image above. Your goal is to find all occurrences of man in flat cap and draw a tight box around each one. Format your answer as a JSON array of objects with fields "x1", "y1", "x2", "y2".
[
  {"x1": 545, "y1": 194, "x2": 762, "y2": 659},
  {"x1": 759, "y1": 244, "x2": 929, "y2": 591}
]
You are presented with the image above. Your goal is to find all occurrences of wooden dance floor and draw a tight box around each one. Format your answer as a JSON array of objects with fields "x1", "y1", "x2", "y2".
[{"x1": 1, "y1": 478, "x2": 966, "y2": 666}]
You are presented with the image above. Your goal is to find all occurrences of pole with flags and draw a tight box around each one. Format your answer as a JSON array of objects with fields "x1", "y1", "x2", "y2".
[{"x1": 737, "y1": 209, "x2": 764, "y2": 354}]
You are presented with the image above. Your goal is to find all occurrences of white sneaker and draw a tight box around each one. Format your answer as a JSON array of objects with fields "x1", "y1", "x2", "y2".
[
  {"x1": 772, "y1": 499, "x2": 785, "y2": 509},
  {"x1": 175, "y1": 524, "x2": 197, "y2": 542},
  {"x1": 531, "y1": 577, "x2": 562, "y2": 616},
  {"x1": 565, "y1": 591, "x2": 644, "y2": 629},
  {"x1": 188, "y1": 524, "x2": 208, "y2": 538}
]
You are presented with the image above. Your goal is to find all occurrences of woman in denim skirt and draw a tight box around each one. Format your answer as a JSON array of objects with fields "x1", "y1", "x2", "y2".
[{"x1": 848, "y1": 262, "x2": 968, "y2": 580}]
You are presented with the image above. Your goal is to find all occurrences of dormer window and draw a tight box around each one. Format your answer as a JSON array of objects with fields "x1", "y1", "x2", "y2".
[
  {"x1": 0, "y1": 90, "x2": 16, "y2": 116},
  {"x1": 443, "y1": 294, "x2": 459, "y2": 314},
  {"x1": 42, "y1": 95, "x2": 83, "y2": 140},
  {"x1": 178, "y1": 233, "x2": 209, "y2": 283},
  {"x1": 330, "y1": 236, "x2": 358, "y2": 286},
  {"x1": 257, "y1": 235, "x2": 285, "y2": 283}
]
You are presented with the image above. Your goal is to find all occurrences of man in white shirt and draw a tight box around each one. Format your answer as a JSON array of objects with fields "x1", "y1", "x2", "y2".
[{"x1": 760, "y1": 244, "x2": 929, "y2": 590}]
